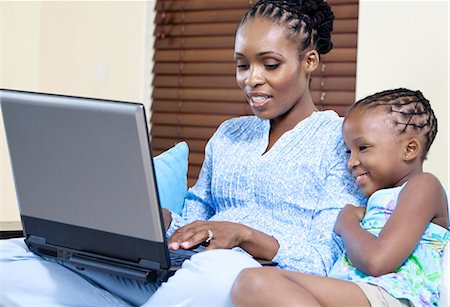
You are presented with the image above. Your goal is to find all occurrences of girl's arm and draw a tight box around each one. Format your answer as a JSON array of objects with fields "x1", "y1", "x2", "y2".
[{"x1": 334, "y1": 173, "x2": 447, "y2": 277}]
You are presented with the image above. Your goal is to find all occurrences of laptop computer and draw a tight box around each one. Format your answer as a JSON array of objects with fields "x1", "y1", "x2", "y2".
[
  {"x1": 1, "y1": 89, "x2": 276, "y2": 284},
  {"x1": 0, "y1": 89, "x2": 202, "y2": 282}
]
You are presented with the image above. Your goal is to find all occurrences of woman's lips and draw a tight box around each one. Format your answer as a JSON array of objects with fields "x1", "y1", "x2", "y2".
[{"x1": 248, "y1": 95, "x2": 271, "y2": 108}]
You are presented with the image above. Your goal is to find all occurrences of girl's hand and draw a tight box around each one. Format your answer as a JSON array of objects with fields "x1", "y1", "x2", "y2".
[
  {"x1": 168, "y1": 221, "x2": 249, "y2": 251},
  {"x1": 333, "y1": 204, "x2": 366, "y2": 236}
]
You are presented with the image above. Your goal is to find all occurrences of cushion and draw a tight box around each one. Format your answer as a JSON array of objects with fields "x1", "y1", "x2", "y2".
[{"x1": 153, "y1": 141, "x2": 189, "y2": 215}]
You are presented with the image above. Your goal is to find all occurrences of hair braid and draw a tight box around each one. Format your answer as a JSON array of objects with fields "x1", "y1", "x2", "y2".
[
  {"x1": 239, "y1": 0, "x2": 335, "y2": 56},
  {"x1": 349, "y1": 88, "x2": 438, "y2": 158}
]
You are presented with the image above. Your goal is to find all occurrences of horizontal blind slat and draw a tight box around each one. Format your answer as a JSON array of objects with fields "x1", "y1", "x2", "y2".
[
  {"x1": 152, "y1": 137, "x2": 208, "y2": 153},
  {"x1": 155, "y1": 4, "x2": 357, "y2": 23},
  {"x1": 156, "y1": 9, "x2": 247, "y2": 24},
  {"x1": 151, "y1": 125, "x2": 216, "y2": 139},
  {"x1": 156, "y1": 0, "x2": 358, "y2": 12},
  {"x1": 152, "y1": 100, "x2": 251, "y2": 114},
  {"x1": 155, "y1": 4, "x2": 358, "y2": 25},
  {"x1": 154, "y1": 62, "x2": 356, "y2": 76},
  {"x1": 153, "y1": 75, "x2": 238, "y2": 88},
  {"x1": 188, "y1": 166, "x2": 201, "y2": 181},
  {"x1": 155, "y1": 33, "x2": 357, "y2": 49},
  {"x1": 155, "y1": 48, "x2": 356, "y2": 62},
  {"x1": 153, "y1": 88, "x2": 355, "y2": 103},
  {"x1": 154, "y1": 62, "x2": 235, "y2": 75},
  {"x1": 155, "y1": 19, "x2": 357, "y2": 37},
  {"x1": 156, "y1": 0, "x2": 250, "y2": 11},
  {"x1": 153, "y1": 87, "x2": 245, "y2": 101},
  {"x1": 153, "y1": 76, "x2": 356, "y2": 91},
  {"x1": 312, "y1": 91, "x2": 356, "y2": 105},
  {"x1": 152, "y1": 113, "x2": 234, "y2": 127}
]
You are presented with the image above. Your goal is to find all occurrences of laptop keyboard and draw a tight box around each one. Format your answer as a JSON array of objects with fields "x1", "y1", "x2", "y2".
[
  {"x1": 169, "y1": 252, "x2": 190, "y2": 266},
  {"x1": 168, "y1": 245, "x2": 207, "y2": 266}
]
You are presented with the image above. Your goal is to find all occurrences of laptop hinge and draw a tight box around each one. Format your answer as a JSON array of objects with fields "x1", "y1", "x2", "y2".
[
  {"x1": 70, "y1": 255, "x2": 159, "y2": 283},
  {"x1": 27, "y1": 234, "x2": 47, "y2": 246}
]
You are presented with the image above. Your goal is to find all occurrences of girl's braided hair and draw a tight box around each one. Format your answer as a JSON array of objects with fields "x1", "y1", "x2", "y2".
[
  {"x1": 349, "y1": 88, "x2": 438, "y2": 159},
  {"x1": 239, "y1": 0, "x2": 335, "y2": 56}
]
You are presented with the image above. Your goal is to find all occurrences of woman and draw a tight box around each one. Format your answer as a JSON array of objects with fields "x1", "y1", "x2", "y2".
[{"x1": 1, "y1": 1, "x2": 365, "y2": 306}]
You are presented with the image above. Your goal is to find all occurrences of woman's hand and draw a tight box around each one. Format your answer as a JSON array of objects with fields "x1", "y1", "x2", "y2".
[
  {"x1": 168, "y1": 221, "x2": 249, "y2": 251},
  {"x1": 333, "y1": 204, "x2": 366, "y2": 236},
  {"x1": 168, "y1": 220, "x2": 279, "y2": 260}
]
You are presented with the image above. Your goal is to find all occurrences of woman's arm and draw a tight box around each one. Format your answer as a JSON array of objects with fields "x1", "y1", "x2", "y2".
[
  {"x1": 334, "y1": 173, "x2": 447, "y2": 277},
  {"x1": 165, "y1": 137, "x2": 217, "y2": 236},
  {"x1": 168, "y1": 220, "x2": 279, "y2": 260},
  {"x1": 162, "y1": 208, "x2": 172, "y2": 231}
]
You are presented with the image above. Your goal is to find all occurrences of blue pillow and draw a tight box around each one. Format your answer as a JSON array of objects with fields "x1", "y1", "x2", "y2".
[{"x1": 153, "y1": 141, "x2": 188, "y2": 215}]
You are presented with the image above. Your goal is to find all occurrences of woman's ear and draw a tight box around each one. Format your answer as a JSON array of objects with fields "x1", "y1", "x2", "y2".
[
  {"x1": 403, "y1": 138, "x2": 421, "y2": 161},
  {"x1": 303, "y1": 50, "x2": 319, "y2": 73}
]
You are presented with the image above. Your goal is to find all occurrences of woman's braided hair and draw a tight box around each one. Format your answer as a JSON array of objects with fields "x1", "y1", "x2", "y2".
[
  {"x1": 239, "y1": 0, "x2": 335, "y2": 56},
  {"x1": 349, "y1": 88, "x2": 438, "y2": 159}
]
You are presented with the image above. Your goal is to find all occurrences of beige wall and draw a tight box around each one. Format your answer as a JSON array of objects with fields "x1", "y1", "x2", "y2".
[
  {"x1": 356, "y1": 0, "x2": 449, "y2": 189},
  {"x1": 0, "y1": 1, "x2": 155, "y2": 221}
]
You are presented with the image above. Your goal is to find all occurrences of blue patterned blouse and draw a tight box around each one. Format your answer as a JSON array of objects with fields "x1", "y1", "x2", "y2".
[{"x1": 169, "y1": 111, "x2": 366, "y2": 275}]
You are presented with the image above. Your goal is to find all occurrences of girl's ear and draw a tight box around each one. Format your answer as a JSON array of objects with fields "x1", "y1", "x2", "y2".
[
  {"x1": 303, "y1": 50, "x2": 319, "y2": 73},
  {"x1": 403, "y1": 138, "x2": 421, "y2": 161}
]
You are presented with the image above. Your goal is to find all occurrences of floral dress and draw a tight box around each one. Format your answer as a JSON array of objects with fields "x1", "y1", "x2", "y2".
[{"x1": 329, "y1": 184, "x2": 450, "y2": 306}]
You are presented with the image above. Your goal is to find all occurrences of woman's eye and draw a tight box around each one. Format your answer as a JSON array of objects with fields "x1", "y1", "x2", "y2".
[
  {"x1": 359, "y1": 145, "x2": 368, "y2": 151},
  {"x1": 265, "y1": 63, "x2": 280, "y2": 70},
  {"x1": 236, "y1": 63, "x2": 249, "y2": 70}
]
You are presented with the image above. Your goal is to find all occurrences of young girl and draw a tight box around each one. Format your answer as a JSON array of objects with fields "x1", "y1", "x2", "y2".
[{"x1": 231, "y1": 88, "x2": 449, "y2": 307}]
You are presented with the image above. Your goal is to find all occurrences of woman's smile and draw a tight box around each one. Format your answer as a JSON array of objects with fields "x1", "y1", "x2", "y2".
[{"x1": 247, "y1": 93, "x2": 273, "y2": 109}]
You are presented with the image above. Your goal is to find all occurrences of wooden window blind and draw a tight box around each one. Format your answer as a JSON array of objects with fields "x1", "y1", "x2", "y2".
[{"x1": 152, "y1": 0, "x2": 359, "y2": 187}]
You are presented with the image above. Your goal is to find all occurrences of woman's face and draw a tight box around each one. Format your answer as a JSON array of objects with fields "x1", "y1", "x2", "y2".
[{"x1": 234, "y1": 18, "x2": 315, "y2": 121}]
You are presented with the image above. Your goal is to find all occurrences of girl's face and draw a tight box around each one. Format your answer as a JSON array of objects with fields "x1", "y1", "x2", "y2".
[
  {"x1": 234, "y1": 18, "x2": 317, "y2": 122},
  {"x1": 342, "y1": 108, "x2": 412, "y2": 196}
]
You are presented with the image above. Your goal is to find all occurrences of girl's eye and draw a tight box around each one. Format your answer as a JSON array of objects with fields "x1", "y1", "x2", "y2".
[
  {"x1": 345, "y1": 149, "x2": 351, "y2": 154},
  {"x1": 265, "y1": 63, "x2": 280, "y2": 70}
]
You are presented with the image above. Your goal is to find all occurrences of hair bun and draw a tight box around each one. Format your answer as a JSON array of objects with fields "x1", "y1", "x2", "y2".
[
  {"x1": 288, "y1": 0, "x2": 335, "y2": 54},
  {"x1": 241, "y1": 0, "x2": 335, "y2": 55},
  {"x1": 301, "y1": 0, "x2": 335, "y2": 55}
]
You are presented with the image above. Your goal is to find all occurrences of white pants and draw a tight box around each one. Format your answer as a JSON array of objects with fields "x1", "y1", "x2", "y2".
[{"x1": 1, "y1": 238, "x2": 261, "y2": 306}]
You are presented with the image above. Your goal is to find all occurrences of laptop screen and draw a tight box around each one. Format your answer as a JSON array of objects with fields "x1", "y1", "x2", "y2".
[{"x1": 1, "y1": 89, "x2": 164, "y2": 243}]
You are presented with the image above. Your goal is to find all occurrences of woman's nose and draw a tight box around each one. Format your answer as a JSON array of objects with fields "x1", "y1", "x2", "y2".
[{"x1": 245, "y1": 66, "x2": 264, "y2": 88}]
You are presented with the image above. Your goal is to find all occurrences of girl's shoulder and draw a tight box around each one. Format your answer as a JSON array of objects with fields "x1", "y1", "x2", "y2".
[
  {"x1": 403, "y1": 172, "x2": 444, "y2": 193},
  {"x1": 401, "y1": 173, "x2": 448, "y2": 228},
  {"x1": 400, "y1": 173, "x2": 445, "y2": 204}
]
